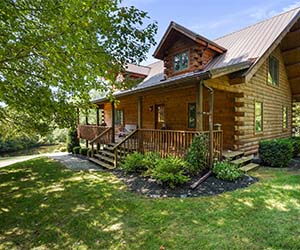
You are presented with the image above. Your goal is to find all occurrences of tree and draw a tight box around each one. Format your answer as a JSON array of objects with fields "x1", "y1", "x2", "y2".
[{"x1": 0, "y1": 0, "x2": 157, "y2": 134}]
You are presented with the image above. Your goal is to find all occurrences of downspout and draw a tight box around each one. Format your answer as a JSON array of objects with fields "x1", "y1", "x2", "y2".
[{"x1": 203, "y1": 81, "x2": 214, "y2": 169}]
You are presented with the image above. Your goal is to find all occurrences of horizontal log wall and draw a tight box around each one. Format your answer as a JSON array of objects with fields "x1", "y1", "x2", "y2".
[{"x1": 206, "y1": 46, "x2": 292, "y2": 154}]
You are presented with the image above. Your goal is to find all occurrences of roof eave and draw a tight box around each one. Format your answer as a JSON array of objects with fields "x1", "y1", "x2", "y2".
[{"x1": 243, "y1": 9, "x2": 300, "y2": 82}]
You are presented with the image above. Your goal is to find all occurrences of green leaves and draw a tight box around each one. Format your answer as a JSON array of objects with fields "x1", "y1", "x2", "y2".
[{"x1": 0, "y1": 0, "x2": 157, "y2": 133}]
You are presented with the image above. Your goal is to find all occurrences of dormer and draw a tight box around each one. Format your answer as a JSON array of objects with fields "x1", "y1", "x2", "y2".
[{"x1": 153, "y1": 22, "x2": 227, "y2": 79}]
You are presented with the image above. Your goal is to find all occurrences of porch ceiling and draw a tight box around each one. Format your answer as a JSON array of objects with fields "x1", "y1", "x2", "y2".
[{"x1": 280, "y1": 18, "x2": 300, "y2": 100}]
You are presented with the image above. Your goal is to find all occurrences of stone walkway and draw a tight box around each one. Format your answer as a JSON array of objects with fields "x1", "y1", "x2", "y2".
[{"x1": 49, "y1": 154, "x2": 103, "y2": 171}]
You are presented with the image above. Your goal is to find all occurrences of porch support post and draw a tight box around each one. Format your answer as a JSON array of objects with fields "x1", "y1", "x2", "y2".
[
  {"x1": 138, "y1": 96, "x2": 143, "y2": 128},
  {"x1": 76, "y1": 108, "x2": 80, "y2": 125},
  {"x1": 111, "y1": 101, "x2": 115, "y2": 143},
  {"x1": 85, "y1": 110, "x2": 89, "y2": 148},
  {"x1": 96, "y1": 107, "x2": 100, "y2": 126},
  {"x1": 96, "y1": 107, "x2": 100, "y2": 150},
  {"x1": 203, "y1": 81, "x2": 214, "y2": 169},
  {"x1": 196, "y1": 81, "x2": 203, "y2": 131}
]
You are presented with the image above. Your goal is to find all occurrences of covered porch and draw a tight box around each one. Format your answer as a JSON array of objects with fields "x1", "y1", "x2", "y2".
[{"x1": 77, "y1": 80, "x2": 228, "y2": 168}]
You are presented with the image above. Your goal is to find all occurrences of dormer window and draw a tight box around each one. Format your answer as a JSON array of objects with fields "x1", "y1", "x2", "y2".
[{"x1": 173, "y1": 51, "x2": 189, "y2": 72}]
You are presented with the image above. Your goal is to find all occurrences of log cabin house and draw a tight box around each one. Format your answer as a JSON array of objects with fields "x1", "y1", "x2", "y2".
[{"x1": 78, "y1": 7, "x2": 300, "y2": 169}]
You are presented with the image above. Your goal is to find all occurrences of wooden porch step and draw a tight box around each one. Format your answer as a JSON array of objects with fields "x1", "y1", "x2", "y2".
[
  {"x1": 239, "y1": 163, "x2": 259, "y2": 173},
  {"x1": 94, "y1": 154, "x2": 114, "y2": 164},
  {"x1": 230, "y1": 156, "x2": 253, "y2": 166},
  {"x1": 88, "y1": 157, "x2": 115, "y2": 169},
  {"x1": 223, "y1": 150, "x2": 244, "y2": 160},
  {"x1": 99, "y1": 150, "x2": 115, "y2": 158}
]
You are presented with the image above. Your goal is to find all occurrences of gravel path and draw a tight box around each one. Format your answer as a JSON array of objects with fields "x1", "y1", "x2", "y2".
[
  {"x1": 49, "y1": 154, "x2": 103, "y2": 171},
  {"x1": 0, "y1": 152, "x2": 68, "y2": 168}
]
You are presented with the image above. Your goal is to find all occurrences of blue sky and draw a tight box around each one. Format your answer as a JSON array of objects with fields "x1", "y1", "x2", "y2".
[{"x1": 122, "y1": 0, "x2": 300, "y2": 65}]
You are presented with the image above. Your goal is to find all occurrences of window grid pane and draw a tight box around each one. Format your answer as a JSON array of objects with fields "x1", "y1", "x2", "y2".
[
  {"x1": 283, "y1": 106, "x2": 288, "y2": 129},
  {"x1": 173, "y1": 51, "x2": 189, "y2": 72}
]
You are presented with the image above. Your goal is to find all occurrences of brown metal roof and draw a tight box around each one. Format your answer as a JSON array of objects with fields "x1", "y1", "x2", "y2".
[{"x1": 92, "y1": 7, "x2": 300, "y2": 103}]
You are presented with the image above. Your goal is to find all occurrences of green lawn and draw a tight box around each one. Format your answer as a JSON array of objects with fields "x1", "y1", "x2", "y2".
[{"x1": 0, "y1": 158, "x2": 300, "y2": 250}]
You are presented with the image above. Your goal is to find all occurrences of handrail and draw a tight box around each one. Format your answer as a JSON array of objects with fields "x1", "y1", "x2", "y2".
[
  {"x1": 112, "y1": 129, "x2": 139, "y2": 151},
  {"x1": 138, "y1": 128, "x2": 199, "y2": 133},
  {"x1": 90, "y1": 127, "x2": 112, "y2": 144}
]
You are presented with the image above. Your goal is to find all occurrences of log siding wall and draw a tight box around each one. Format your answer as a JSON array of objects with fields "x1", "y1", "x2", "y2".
[{"x1": 99, "y1": 45, "x2": 292, "y2": 155}]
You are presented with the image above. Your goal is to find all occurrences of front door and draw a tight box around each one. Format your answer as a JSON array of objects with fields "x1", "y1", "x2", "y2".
[{"x1": 155, "y1": 104, "x2": 165, "y2": 129}]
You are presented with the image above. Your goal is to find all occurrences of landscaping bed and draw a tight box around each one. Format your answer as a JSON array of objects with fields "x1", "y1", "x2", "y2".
[{"x1": 112, "y1": 168, "x2": 258, "y2": 198}]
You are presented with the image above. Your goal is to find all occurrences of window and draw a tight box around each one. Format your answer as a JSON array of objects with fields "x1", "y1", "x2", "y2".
[
  {"x1": 157, "y1": 105, "x2": 165, "y2": 123},
  {"x1": 283, "y1": 106, "x2": 288, "y2": 129},
  {"x1": 268, "y1": 56, "x2": 279, "y2": 85},
  {"x1": 255, "y1": 101, "x2": 263, "y2": 133},
  {"x1": 173, "y1": 51, "x2": 189, "y2": 72},
  {"x1": 188, "y1": 103, "x2": 196, "y2": 128},
  {"x1": 115, "y1": 109, "x2": 123, "y2": 125}
]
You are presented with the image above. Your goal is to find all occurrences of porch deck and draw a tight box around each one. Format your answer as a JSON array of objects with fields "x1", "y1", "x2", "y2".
[{"x1": 78, "y1": 125, "x2": 223, "y2": 168}]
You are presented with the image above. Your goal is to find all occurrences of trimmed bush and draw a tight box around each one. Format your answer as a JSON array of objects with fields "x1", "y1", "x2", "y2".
[
  {"x1": 67, "y1": 127, "x2": 79, "y2": 153},
  {"x1": 184, "y1": 134, "x2": 208, "y2": 175},
  {"x1": 213, "y1": 161, "x2": 242, "y2": 181},
  {"x1": 120, "y1": 152, "x2": 147, "y2": 173},
  {"x1": 73, "y1": 146, "x2": 81, "y2": 154},
  {"x1": 79, "y1": 147, "x2": 89, "y2": 156},
  {"x1": 290, "y1": 137, "x2": 300, "y2": 157},
  {"x1": 259, "y1": 139, "x2": 293, "y2": 168},
  {"x1": 151, "y1": 156, "x2": 190, "y2": 189}
]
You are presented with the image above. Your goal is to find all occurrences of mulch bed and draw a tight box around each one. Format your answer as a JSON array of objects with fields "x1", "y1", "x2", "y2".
[{"x1": 111, "y1": 169, "x2": 258, "y2": 198}]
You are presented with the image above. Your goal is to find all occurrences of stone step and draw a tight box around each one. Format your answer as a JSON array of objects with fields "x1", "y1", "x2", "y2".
[
  {"x1": 230, "y1": 156, "x2": 253, "y2": 166},
  {"x1": 88, "y1": 157, "x2": 115, "y2": 169},
  {"x1": 94, "y1": 154, "x2": 114, "y2": 164},
  {"x1": 240, "y1": 163, "x2": 259, "y2": 172},
  {"x1": 223, "y1": 150, "x2": 244, "y2": 160}
]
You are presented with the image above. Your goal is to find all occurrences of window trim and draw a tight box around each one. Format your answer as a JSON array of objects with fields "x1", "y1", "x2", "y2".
[
  {"x1": 254, "y1": 101, "x2": 263, "y2": 134},
  {"x1": 173, "y1": 50, "x2": 189, "y2": 73},
  {"x1": 187, "y1": 103, "x2": 196, "y2": 129},
  {"x1": 268, "y1": 55, "x2": 279, "y2": 86}
]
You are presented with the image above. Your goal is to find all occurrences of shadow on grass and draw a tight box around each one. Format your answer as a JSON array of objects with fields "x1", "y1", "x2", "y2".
[{"x1": 0, "y1": 159, "x2": 300, "y2": 250}]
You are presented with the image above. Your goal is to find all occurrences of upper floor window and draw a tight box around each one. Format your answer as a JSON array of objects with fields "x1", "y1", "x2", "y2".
[
  {"x1": 268, "y1": 56, "x2": 279, "y2": 85},
  {"x1": 173, "y1": 51, "x2": 189, "y2": 72}
]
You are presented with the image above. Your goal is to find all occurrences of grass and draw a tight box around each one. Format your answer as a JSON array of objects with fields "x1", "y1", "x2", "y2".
[{"x1": 1, "y1": 158, "x2": 300, "y2": 250}]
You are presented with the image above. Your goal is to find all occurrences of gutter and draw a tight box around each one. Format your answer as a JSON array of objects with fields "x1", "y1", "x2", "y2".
[
  {"x1": 92, "y1": 71, "x2": 212, "y2": 104},
  {"x1": 91, "y1": 60, "x2": 253, "y2": 104}
]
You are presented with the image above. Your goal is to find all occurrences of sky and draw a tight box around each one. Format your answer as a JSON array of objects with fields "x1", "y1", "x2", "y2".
[{"x1": 122, "y1": 0, "x2": 300, "y2": 65}]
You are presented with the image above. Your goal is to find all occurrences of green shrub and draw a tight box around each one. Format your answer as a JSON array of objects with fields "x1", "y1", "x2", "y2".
[
  {"x1": 67, "y1": 127, "x2": 79, "y2": 153},
  {"x1": 151, "y1": 156, "x2": 190, "y2": 188},
  {"x1": 213, "y1": 161, "x2": 242, "y2": 181},
  {"x1": 73, "y1": 146, "x2": 81, "y2": 154},
  {"x1": 120, "y1": 152, "x2": 147, "y2": 173},
  {"x1": 143, "y1": 152, "x2": 161, "y2": 175},
  {"x1": 259, "y1": 139, "x2": 293, "y2": 168},
  {"x1": 290, "y1": 137, "x2": 300, "y2": 157},
  {"x1": 79, "y1": 147, "x2": 89, "y2": 156},
  {"x1": 184, "y1": 134, "x2": 208, "y2": 175}
]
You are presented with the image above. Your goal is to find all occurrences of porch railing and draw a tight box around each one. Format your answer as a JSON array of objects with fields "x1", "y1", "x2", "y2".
[
  {"x1": 113, "y1": 129, "x2": 223, "y2": 168},
  {"x1": 77, "y1": 125, "x2": 109, "y2": 141},
  {"x1": 90, "y1": 127, "x2": 113, "y2": 156}
]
